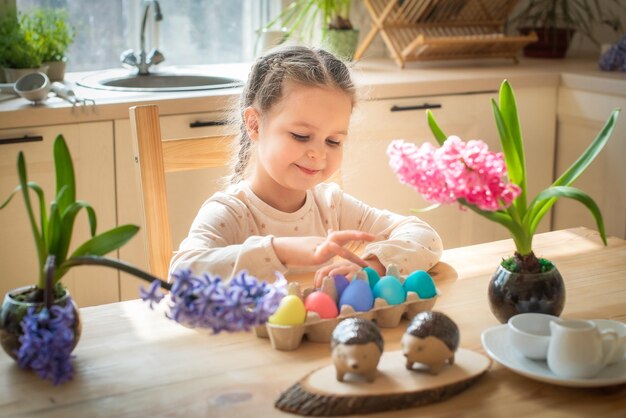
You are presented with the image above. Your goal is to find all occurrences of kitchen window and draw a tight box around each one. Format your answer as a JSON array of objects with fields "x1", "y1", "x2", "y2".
[{"x1": 15, "y1": 0, "x2": 280, "y2": 71}]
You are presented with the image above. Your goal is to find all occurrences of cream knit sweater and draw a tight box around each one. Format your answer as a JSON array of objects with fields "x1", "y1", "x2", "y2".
[{"x1": 169, "y1": 182, "x2": 443, "y2": 282}]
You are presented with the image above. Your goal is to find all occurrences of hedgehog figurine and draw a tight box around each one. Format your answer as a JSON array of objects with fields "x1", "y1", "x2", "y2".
[
  {"x1": 331, "y1": 318, "x2": 384, "y2": 383},
  {"x1": 401, "y1": 311, "x2": 460, "y2": 375}
]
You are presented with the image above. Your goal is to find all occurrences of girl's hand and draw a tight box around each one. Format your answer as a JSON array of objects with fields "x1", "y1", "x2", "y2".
[
  {"x1": 313, "y1": 255, "x2": 386, "y2": 288},
  {"x1": 273, "y1": 230, "x2": 375, "y2": 271},
  {"x1": 314, "y1": 260, "x2": 363, "y2": 288}
]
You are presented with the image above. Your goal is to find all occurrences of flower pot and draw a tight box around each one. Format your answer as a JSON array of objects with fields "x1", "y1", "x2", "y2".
[
  {"x1": 487, "y1": 264, "x2": 566, "y2": 323},
  {"x1": 44, "y1": 58, "x2": 67, "y2": 82},
  {"x1": 2, "y1": 65, "x2": 50, "y2": 83},
  {"x1": 0, "y1": 285, "x2": 81, "y2": 361},
  {"x1": 321, "y1": 28, "x2": 360, "y2": 61},
  {"x1": 519, "y1": 27, "x2": 575, "y2": 59}
]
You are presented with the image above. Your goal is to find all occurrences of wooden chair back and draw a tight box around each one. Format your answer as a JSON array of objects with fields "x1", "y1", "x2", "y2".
[{"x1": 129, "y1": 104, "x2": 234, "y2": 279}]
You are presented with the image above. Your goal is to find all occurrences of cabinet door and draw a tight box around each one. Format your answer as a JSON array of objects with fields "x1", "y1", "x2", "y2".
[
  {"x1": 0, "y1": 122, "x2": 118, "y2": 307},
  {"x1": 554, "y1": 89, "x2": 626, "y2": 239},
  {"x1": 345, "y1": 87, "x2": 557, "y2": 249},
  {"x1": 115, "y1": 112, "x2": 235, "y2": 301}
]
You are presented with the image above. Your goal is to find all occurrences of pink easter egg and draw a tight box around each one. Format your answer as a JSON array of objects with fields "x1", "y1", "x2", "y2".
[{"x1": 304, "y1": 291, "x2": 339, "y2": 319}]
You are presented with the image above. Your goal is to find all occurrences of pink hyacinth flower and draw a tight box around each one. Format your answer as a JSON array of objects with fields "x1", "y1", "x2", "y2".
[{"x1": 387, "y1": 136, "x2": 521, "y2": 212}]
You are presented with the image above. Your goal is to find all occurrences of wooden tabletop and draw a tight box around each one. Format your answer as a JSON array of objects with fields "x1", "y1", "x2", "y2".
[{"x1": 1, "y1": 227, "x2": 625, "y2": 417}]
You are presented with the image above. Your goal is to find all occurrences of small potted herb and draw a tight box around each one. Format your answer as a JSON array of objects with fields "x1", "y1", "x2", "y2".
[
  {"x1": 263, "y1": 0, "x2": 359, "y2": 60},
  {"x1": 509, "y1": 0, "x2": 624, "y2": 58},
  {"x1": 0, "y1": 10, "x2": 45, "y2": 82},
  {"x1": 26, "y1": 8, "x2": 76, "y2": 81}
]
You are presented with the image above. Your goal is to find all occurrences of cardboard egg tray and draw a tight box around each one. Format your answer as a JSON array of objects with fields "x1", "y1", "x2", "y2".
[{"x1": 254, "y1": 280, "x2": 439, "y2": 351}]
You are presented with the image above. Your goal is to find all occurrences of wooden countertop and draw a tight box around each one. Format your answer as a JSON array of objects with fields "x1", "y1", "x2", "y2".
[
  {"x1": 1, "y1": 227, "x2": 624, "y2": 417},
  {"x1": 1, "y1": 57, "x2": 625, "y2": 130}
]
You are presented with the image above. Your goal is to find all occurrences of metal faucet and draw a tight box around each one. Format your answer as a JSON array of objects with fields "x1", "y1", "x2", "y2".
[{"x1": 120, "y1": 0, "x2": 165, "y2": 75}]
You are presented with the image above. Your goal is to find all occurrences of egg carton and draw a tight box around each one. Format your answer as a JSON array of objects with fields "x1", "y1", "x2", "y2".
[{"x1": 254, "y1": 279, "x2": 439, "y2": 351}]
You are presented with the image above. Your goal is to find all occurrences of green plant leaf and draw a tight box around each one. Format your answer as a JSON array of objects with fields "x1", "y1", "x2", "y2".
[
  {"x1": 426, "y1": 109, "x2": 447, "y2": 145},
  {"x1": 69, "y1": 224, "x2": 139, "y2": 258},
  {"x1": 410, "y1": 203, "x2": 441, "y2": 213},
  {"x1": 53, "y1": 135, "x2": 76, "y2": 214},
  {"x1": 56, "y1": 224, "x2": 139, "y2": 282},
  {"x1": 525, "y1": 108, "x2": 619, "y2": 236},
  {"x1": 56, "y1": 201, "x2": 98, "y2": 266},
  {"x1": 555, "y1": 108, "x2": 619, "y2": 187},
  {"x1": 526, "y1": 186, "x2": 607, "y2": 245},
  {"x1": 17, "y1": 152, "x2": 46, "y2": 281},
  {"x1": 46, "y1": 201, "x2": 62, "y2": 260},
  {"x1": 498, "y1": 81, "x2": 527, "y2": 215}
]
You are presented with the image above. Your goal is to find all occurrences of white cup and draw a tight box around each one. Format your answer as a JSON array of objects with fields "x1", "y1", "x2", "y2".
[
  {"x1": 508, "y1": 313, "x2": 557, "y2": 360},
  {"x1": 547, "y1": 319, "x2": 618, "y2": 379}
]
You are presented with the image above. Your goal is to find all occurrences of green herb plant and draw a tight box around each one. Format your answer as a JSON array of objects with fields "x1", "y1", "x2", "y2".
[
  {"x1": 264, "y1": 0, "x2": 353, "y2": 44},
  {"x1": 427, "y1": 80, "x2": 620, "y2": 273},
  {"x1": 1, "y1": 135, "x2": 153, "y2": 301},
  {"x1": 26, "y1": 8, "x2": 76, "y2": 62},
  {"x1": 0, "y1": 10, "x2": 43, "y2": 69},
  {"x1": 509, "y1": 0, "x2": 624, "y2": 45}
]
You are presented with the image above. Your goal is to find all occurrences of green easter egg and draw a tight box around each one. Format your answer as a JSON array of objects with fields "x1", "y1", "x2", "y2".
[
  {"x1": 363, "y1": 266, "x2": 380, "y2": 290},
  {"x1": 403, "y1": 270, "x2": 437, "y2": 299},
  {"x1": 373, "y1": 276, "x2": 406, "y2": 305}
]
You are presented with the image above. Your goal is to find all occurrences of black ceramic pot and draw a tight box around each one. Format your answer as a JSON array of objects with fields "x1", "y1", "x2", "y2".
[
  {"x1": 0, "y1": 285, "x2": 81, "y2": 360},
  {"x1": 488, "y1": 265, "x2": 566, "y2": 323}
]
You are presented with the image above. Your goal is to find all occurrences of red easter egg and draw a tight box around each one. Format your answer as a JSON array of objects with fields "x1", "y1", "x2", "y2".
[{"x1": 304, "y1": 291, "x2": 339, "y2": 319}]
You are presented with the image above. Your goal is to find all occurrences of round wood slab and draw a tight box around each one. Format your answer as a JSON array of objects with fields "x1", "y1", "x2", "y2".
[{"x1": 275, "y1": 348, "x2": 491, "y2": 416}]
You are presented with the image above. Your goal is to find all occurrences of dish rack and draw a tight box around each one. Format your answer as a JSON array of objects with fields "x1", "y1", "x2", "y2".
[{"x1": 355, "y1": 0, "x2": 538, "y2": 67}]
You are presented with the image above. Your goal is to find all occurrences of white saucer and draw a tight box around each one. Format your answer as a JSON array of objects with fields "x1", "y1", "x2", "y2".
[{"x1": 481, "y1": 320, "x2": 626, "y2": 388}]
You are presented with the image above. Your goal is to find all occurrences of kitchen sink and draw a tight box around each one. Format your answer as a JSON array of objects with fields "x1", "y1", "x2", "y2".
[{"x1": 77, "y1": 69, "x2": 244, "y2": 92}]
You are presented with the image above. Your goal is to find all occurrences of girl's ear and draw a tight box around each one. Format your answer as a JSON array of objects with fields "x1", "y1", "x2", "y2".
[{"x1": 243, "y1": 107, "x2": 260, "y2": 141}]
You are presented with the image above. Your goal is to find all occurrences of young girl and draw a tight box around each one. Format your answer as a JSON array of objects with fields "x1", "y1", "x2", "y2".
[{"x1": 169, "y1": 45, "x2": 443, "y2": 285}]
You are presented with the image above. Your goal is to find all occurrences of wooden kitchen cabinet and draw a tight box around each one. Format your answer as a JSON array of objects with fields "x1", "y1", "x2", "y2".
[
  {"x1": 0, "y1": 122, "x2": 119, "y2": 307},
  {"x1": 553, "y1": 88, "x2": 626, "y2": 239},
  {"x1": 115, "y1": 111, "x2": 235, "y2": 301},
  {"x1": 345, "y1": 86, "x2": 558, "y2": 249}
]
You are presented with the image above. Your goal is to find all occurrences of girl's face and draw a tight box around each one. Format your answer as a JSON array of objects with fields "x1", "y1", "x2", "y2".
[{"x1": 246, "y1": 82, "x2": 352, "y2": 204}]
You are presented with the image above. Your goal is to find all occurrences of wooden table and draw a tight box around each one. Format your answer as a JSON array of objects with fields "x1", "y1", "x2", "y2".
[{"x1": 1, "y1": 227, "x2": 625, "y2": 417}]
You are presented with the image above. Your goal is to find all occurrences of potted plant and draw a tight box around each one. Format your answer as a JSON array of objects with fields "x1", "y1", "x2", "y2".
[
  {"x1": 26, "y1": 8, "x2": 76, "y2": 81},
  {"x1": 509, "y1": 0, "x2": 624, "y2": 58},
  {"x1": 0, "y1": 9, "x2": 46, "y2": 82},
  {"x1": 263, "y1": 0, "x2": 359, "y2": 60},
  {"x1": 387, "y1": 80, "x2": 620, "y2": 323},
  {"x1": 0, "y1": 134, "x2": 287, "y2": 384}
]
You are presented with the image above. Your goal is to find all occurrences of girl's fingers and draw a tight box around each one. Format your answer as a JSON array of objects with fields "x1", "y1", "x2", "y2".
[
  {"x1": 327, "y1": 230, "x2": 376, "y2": 246},
  {"x1": 323, "y1": 241, "x2": 369, "y2": 268}
]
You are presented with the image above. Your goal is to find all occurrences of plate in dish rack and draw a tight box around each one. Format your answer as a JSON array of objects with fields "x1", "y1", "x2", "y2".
[{"x1": 481, "y1": 321, "x2": 626, "y2": 388}]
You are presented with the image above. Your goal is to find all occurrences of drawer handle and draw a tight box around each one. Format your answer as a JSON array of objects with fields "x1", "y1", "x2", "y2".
[
  {"x1": 0, "y1": 135, "x2": 44, "y2": 145},
  {"x1": 189, "y1": 120, "x2": 229, "y2": 128},
  {"x1": 390, "y1": 103, "x2": 442, "y2": 112}
]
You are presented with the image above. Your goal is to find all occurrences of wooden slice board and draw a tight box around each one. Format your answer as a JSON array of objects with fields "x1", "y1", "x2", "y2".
[{"x1": 275, "y1": 348, "x2": 491, "y2": 416}]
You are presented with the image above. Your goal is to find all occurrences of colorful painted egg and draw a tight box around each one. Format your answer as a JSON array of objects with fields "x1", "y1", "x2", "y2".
[
  {"x1": 373, "y1": 276, "x2": 407, "y2": 305},
  {"x1": 304, "y1": 291, "x2": 339, "y2": 319},
  {"x1": 363, "y1": 267, "x2": 380, "y2": 290},
  {"x1": 403, "y1": 270, "x2": 437, "y2": 299},
  {"x1": 339, "y1": 279, "x2": 374, "y2": 312},
  {"x1": 268, "y1": 295, "x2": 306, "y2": 325},
  {"x1": 333, "y1": 275, "x2": 350, "y2": 299}
]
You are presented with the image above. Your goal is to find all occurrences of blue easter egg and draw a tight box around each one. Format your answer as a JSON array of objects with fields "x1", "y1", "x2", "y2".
[
  {"x1": 333, "y1": 274, "x2": 350, "y2": 299},
  {"x1": 339, "y1": 279, "x2": 374, "y2": 312},
  {"x1": 373, "y1": 276, "x2": 407, "y2": 305},
  {"x1": 403, "y1": 270, "x2": 437, "y2": 299},
  {"x1": 363, "y1": 267, "x2": 380, "y2": 290}
]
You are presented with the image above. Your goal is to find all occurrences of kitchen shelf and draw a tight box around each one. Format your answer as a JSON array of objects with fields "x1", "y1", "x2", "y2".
[{"x1": 355, "y1": 0, "x2": 538, "y2": 67}]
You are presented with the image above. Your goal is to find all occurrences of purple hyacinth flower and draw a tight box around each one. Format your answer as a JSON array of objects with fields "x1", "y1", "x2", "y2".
[
  {"x1": 17, "y1": 301, "x2": 76, "y2": 385},
  {"x1": 140, "y1": 280, "x2": 165, "y2": 309},
  {"x1": 159, "y1": 269, "x2": 287, "y2": 334}
]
